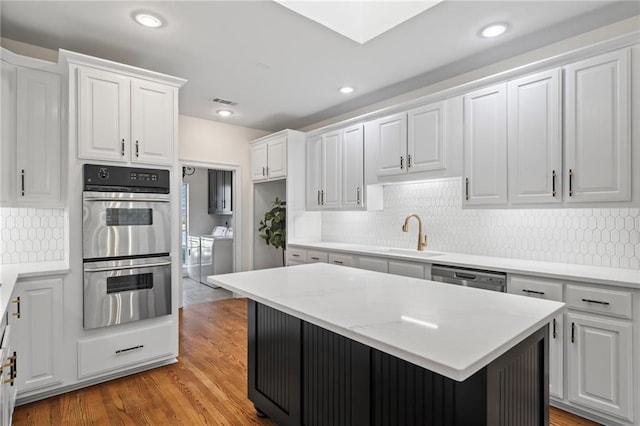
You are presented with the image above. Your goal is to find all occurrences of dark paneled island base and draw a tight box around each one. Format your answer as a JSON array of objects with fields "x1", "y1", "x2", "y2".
[{"x1": 248, "y1": 300, "x2": 549, "y2": 426}]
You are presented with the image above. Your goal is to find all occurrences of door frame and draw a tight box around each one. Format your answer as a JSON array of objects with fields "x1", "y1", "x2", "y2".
[{"x1": 179, "y1": 160, "x2": 242, "y2": 301}]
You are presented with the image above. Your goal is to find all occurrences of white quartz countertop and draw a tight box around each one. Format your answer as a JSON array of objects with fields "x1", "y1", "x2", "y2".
[
  {"x1": 289, "y1": 241, "x2": 640, "y2": 289},
  {"x1": 0, "y1": 261, "x2": 69, "y2": 319},
  {"x1": 209, "y1": 263, "x2": 565, "y2": 381}
]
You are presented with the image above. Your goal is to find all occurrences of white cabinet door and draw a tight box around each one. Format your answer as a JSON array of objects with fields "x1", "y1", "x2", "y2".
[
  {"x1": 251, "y1": 142, "x2": 268, "y2": 181},
  {"x1": 463, "y1": 83, "x2": 508, "y2": 205},
  {"x1": 328, "y1": 253, "x2": 354, "y2": 267},
  {"x1": 564, "y1": 49, "x2": 631, "y2": 203},
  {"x1": 9, "y1": 278, "x2": 63, "y2": 393},
  {"x1": 267, "y1": 136, "x2": 287, "y2": 180},
  {"x1": 78, "y1": 66, "x2": 130, "y2": 162},
  {"x1": 549, "y1": 314, "x2": 564, "y2": 400},
  {"x1": 508, "y1": 69, "x2": 561, "y2": 204},
  {"x1": 321, "y1": 131, "x2": 342, "y2": 208},
  {"x1": 1, "y1": 61, "x2": 16, "y2": 203},
  {"x1": 407, "y1": 101, "x2": 446, "y2": 173},
  {"x1": 342, "y1": 125, "x2": 364, "y2": 208},
  {"x1": 306, "y1": 136, "x2": 322, "y2": 209},
  {"x1": 388, "y1": 260, "x2": 425, "y2": 279},
  {"x1": 0, "y1": 325, "x2": 16, "y2": 426},
  {"x1": 131, "y1": 79, "x2": 174, "y2": 166},
  {"x1": 375, "y1": 112, "x2": 407, "y2": 177},
  {"x1": 567, "y1": 312, "x2": 633, "y2": 422},
  {"x1": 16, "y1": 68, "x2": 61, "y2": 204}
]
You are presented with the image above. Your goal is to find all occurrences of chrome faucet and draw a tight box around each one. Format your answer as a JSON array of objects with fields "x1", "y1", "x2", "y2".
[{"x1": 402, "y1": 214, "x2": 428, "y2": 251}]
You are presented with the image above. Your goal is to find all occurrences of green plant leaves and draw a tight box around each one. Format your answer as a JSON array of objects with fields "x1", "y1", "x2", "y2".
[{"x1": 259, "y1": 197, "x2": 286, "y2": 251}]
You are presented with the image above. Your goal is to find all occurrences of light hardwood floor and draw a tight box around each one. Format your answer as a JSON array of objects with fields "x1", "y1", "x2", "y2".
[{"x1": 14, "y1": 298, "x2": 600, "y2": 425}]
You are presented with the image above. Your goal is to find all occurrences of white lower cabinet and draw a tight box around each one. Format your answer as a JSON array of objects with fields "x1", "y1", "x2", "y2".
[
  {"x1": 388, "y1": 260, "x2": 425, "y2": 279},
  {"x1": 78, "y1": 321, "x2": 174, "y2": 379},
  {"x1": 357, "y1": 256, "x2": 388, "y2": 273},
  {"x1": 286, "y1": 247, "x2": 307, "y2": 266},
  {"x1": 9, "y1": 278, "x2": 63, "y2": 394},
  {"x1": 306, "y1": 250, "x2": 328, "y2": 263},
  {"x1": 508, "y1": 275, "x2": 564, "y2": 399},
  {"x1": 567, "y1": 312, "x2": 633, "y2": 422}
]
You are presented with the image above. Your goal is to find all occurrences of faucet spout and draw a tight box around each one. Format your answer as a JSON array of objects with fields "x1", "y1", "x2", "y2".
[{"x1": 402, "y1": 214, "x2": 428, "y2": 251}]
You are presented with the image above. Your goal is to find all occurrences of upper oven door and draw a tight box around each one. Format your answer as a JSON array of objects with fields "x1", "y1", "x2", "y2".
[{"x1": 83, "y1": 191, "x2": 171, "y2": 259}]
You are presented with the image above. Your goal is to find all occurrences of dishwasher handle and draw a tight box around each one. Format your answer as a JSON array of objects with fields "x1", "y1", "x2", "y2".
[{"x1": 454, "y1": 272, "x2": 477, "y2": 280}]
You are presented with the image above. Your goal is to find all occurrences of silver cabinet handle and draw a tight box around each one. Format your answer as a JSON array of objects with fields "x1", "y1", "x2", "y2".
[
  {"x1": 522, "y1": 289, "x2": 545, "y2": 295},
  {"x1": 582, "y1": 298, "x2": 610, "y2": 306},
  {"x1": 569, "y1": 169, "x2": 574, "y2": 196},
  {"x1": 84, "y1": 261, "x2": 171, "y2": 273},
  {"x1": 121, "y1": 139, "x2": 125, "y2": 156},
  {"x1": 465, "y1": 178, "x2": 469, "y2": 201},
  {"x1": 356, "y1": 187, "x2": 360, "y2": 205},
  {"x1": 116, "y1": 344, "x2": 144, "y2": 354},
  {"x1": 400, "y1": 156, "x2": 404, "y2": 169},
  {"x1": 407, "y1": 154, "x2": 412, "y2": 168},
  {"x1": 84, "y1": 197, "x2": 170, "y2": 203}
]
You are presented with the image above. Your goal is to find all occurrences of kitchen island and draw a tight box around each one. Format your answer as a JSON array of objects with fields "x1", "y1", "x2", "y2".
[{"x1": 209, "y1": 263, "x2": 565, "y2": 425}]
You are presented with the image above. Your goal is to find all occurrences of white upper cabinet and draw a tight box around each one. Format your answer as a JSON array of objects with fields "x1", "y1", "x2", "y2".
[
  {"x1": 131, "y1": 79, "x2": 175, "y2": 165},
  {"x1": 564, "y1": 48, "x2": 631, "y2": 203},
  {"x1": 463, "y1": 83, "x2": 508, "y2": 206},
  {"x1": 375, "y1": 112, "x2": 407, "y2": 176},
  {"x1": 78, "y1": 66, "x2": 130, "y2": 162},
  {"x1": 342, "y1": 125, "x2": 364, "y2": 208},
  {"x1": 306, "y1": 124, "x2": 364, "y2": 210},
  {"x1": 64, "y1": 49, "x2": 185, "y2": 167},
  {"x1": 251, "y1": 135, "x2": 287, "y2": 182},
  {"x1": 508, "y1": 69, "x2": 561, "y2": 204},
  {"x1": 373, "y1": 101, "x2": 446, "y2": 178},
  {"x1": 267, "y1": 136, "x2": 287, "y2": 179},
  {"x1": 321, "y1": 131, "x2": 342, "y2": 208},
  {"x1": 407, "y1": 101, "x2": 446, "y2": 173},
  {"x1": 1, "y1": 52, "x2": 62, "y2": 207}
]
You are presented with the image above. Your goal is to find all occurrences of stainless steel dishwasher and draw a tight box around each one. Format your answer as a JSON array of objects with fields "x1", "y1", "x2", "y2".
[{"x1": 431, "y1": 264, "x2": 506, "y2": 292}]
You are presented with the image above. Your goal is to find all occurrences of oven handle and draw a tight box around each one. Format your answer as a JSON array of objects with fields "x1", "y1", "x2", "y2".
[
  {"x1": 84, "y1": 261, "x2": 172, "y2": 273},
  {"x1": 84, "y1": 198, "x2": 170, "y2": 203}
]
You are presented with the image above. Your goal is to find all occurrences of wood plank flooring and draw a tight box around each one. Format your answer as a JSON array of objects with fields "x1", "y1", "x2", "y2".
[{"x1": 13, "y1": 298, "x2": 601, "y2": 425}]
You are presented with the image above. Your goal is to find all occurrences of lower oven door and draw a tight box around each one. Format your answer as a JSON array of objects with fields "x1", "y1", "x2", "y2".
[{"x1": 83, "y1": 256, "x2": 172, "y2": 329}]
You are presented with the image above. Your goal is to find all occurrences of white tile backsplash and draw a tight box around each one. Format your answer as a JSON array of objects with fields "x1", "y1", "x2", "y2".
[
  {"x1": 322, "y1": 178, "x2": 640, "y2": 270},
  {"x1": 0, "y1": 208, "x2": 65, "y2": 264}
]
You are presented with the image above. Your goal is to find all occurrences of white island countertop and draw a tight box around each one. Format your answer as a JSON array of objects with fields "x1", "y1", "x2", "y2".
[{"x1": 209, "y1": 263, "x2": 565, "y2": 382}]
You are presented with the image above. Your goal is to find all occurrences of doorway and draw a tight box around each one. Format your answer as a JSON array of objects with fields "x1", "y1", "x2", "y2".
[{"x1": 180, "y1": 161, "x2": 241, "y2": 306}]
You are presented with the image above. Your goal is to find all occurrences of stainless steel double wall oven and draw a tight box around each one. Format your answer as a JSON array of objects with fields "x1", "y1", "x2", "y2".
[{"x1": 82, "y1": 164, "x2": 172, "y2": 329}]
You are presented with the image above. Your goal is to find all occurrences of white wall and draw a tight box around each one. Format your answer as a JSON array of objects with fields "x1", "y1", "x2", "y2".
[
  {"x1": 253, "y1": 180, "x2": 286, "y2": 269},
  {"x1": 179, "y1": 115, "x2": 269, "y2": 271}
]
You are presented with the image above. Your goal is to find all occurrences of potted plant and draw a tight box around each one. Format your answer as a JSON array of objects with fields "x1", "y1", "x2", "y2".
[{"x1": 258, "y1": 197, "x2": 286, "y2": 266}]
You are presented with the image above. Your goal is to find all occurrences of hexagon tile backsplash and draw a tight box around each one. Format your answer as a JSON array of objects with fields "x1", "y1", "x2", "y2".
[
  {"x1": 322, "y1": 178, "x2": 640, "y2": 270},
  {"x1": 0, "y1": 208, "x2": 65, "y2": 264}
]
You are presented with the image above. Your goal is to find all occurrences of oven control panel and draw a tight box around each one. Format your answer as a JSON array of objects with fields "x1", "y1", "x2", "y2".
[{"x1": 83, "y1": 164, "x2": 170, "y2": 193}]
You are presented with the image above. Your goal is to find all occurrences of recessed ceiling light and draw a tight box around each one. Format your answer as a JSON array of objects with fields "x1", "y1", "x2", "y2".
[
  {"x1": 217, "y1": 110, "x2": 234, "y2": 118},
  {"x1": 339, "y1": 86, "x2": 355, "y2": 94},
  {"x1": 134, "y1": 12, "x2": 164, "y2": 28},
  {"x1": 480, "y1": 23, "x2": 509, "y2": 38}
]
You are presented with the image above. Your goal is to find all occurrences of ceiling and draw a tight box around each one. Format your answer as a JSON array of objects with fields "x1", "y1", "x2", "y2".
[{"x1": 1, "y1": 1, "x2": 638, "y2": 132}]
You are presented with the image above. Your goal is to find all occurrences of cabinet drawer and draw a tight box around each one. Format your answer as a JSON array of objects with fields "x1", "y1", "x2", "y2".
[
  {"x1": 508, "y1": 275, "x2": 563, "y2": 302},
  {"x1": 307, "y1": 250, "x2": 328, "y2": 263},
  {"x1": 566, "y1": 285, "x2": 632, "y2": 319},
  {"x1": 286, "y1": 248, "x2": 307, "y2": 265},
  {"x1": 78, "y1": 321, "x2": 175, "y2": 378},
  {"x1": 328, "y1": 253, "x2": 355, "y2": 267}
]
